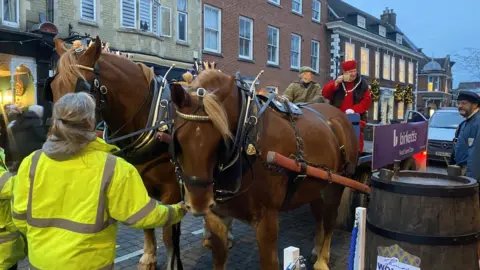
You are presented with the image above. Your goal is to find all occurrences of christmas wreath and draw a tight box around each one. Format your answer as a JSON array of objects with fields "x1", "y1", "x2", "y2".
[
  {"x1": 404, "y1": 85, "x2": 414, "y2": 104},
  {"x1": 370, "y1": 79, "x2": 380, "y2": 102},
  {"x1": 394, "y1": 83, "x2": 405, "y2": 103}
]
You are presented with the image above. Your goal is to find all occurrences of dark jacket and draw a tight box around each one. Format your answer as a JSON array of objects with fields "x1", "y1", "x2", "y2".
[
  {"x1": 330, "y1": 74, "x2": 369, "y2": 110},
  {"x1": 8, "y1": 111, "x2": 47, "y2": 166},
  {"x1": 452, "y1": 110, "x2": 480, "y2": 180}
]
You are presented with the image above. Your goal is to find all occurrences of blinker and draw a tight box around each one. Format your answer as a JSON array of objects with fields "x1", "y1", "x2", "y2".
[{"x1": 75, "y1": 77, "x2": 92, "y2": 93}]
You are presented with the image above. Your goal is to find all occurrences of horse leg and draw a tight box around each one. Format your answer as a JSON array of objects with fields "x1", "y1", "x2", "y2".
[
  {"x1": 255, "y1": 209, "x2": 279, "y2": 269},
  {"x1": 138, "y1": 229, "x2": 157, "y2": 270},
  {"x1": 309, "y1": 199, "x2": 325, "y2": 265},
  {"x1": 205, "y1": 212, "x2": 229, "y2": 270},
  {"x1": 203, "y1": 216, "x2": 234, "y2": 249},
  {"x1": 315, "y1": 185, "x2": 345, "y2": 270}
]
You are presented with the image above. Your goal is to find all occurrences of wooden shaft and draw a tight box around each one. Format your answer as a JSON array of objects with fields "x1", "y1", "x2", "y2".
[{"x1": 266, "y1": 151, "x2": 371, "y2": 195}]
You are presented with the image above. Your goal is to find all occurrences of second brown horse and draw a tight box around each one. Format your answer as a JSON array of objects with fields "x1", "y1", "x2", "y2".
[{"x1": 168, "y1": 69, "x2": 358, "y2": 270}]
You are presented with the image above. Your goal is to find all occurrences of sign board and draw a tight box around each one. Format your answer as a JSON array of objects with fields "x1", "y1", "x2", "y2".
[
  {"x1": 376, "y1": 256, "x2": 421, "y2": 270},
  {"x1": 372, "y1": 121, "x2": 428, "y2": 170}
]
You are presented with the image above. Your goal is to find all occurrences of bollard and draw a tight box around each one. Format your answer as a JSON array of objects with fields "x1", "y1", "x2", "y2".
[{"x1": 283, "y1": 246, "x2": 300, "y2": 270}]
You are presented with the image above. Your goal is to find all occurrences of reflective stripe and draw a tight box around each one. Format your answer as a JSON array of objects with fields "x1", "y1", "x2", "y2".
[
  {"x1": 164, "y1": 205, "x2": 174, "y2": 226},
  {"x1": 0, "y1": 231, "x2": 20, "y2": 244},
  {"x1": 12, "y1": 211, "x2": 26, "y2": 220},
  {"x1": 26, "y1": 151, "x2": 118, "y2": 233},
  {"x1": 30, "y1": 263, "x2": 113, "y2": 270},
  {"x1": 123, "y1": 198, "x2": 156, "y2": 225},
  {"x1": 0, "y1": 171, "x2": 12, "y2": 192}
]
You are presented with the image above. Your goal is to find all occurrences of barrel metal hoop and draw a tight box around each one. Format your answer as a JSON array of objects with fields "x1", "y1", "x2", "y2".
[
  {"x1": 370, "y1": 179, "x2": 478, "y2": 197},
  {"x1": 366, "y1": 219, "x2": 480, "y2": 246}
]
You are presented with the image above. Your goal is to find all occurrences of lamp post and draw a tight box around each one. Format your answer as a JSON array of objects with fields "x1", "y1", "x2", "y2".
[{"x1": 334, "y1": 52, "x2": 345, "y2": 77}]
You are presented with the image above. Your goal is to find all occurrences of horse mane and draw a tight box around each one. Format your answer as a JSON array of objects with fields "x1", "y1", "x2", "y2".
[
  {"x1": 56, "y1": 41, "x2": 154, "y2": 88},
  {"x1": 187, "y1": 70, "x2": 233, "y2": 140}
]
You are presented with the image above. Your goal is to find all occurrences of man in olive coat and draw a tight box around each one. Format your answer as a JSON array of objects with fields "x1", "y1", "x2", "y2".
[{"x1": 283, "y1": 66, "x2": 325, "y2": 103}]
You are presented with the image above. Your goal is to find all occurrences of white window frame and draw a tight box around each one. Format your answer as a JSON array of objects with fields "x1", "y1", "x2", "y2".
[
  {"x1": 357, "y1": 15, "x2": 366, "y2": 29},
  {"x1": 203, "y1": 4, "x2": 221, "y2": 53},
  {"x1": 266, "y1": 86, "x2": 278, "y2": 94},
  {"x1": 2, "y1": 0, "x2": 20, "y2": 27},
  {"x1": 139, "y1": 0, "x2": 153, "y2": 32},
  {"x1": 310, "y1": 40, "x2": 320, "y2": 73},
  {"x1": 312, "y1": 0, "x2": 321, "y2": 22},
  {"x1": 399, "y1": 59, "x2": 406, "y2": 83},
  {"x1": 292, "y1": 0, "x2": 302, "y2": 15},
  {"x1": 120, "y1": 0, "x2": 137, "y2": 29},
  {"x1": 268, "y1": 0, "x2": 280, "y2": 5},
  {"x1": 80, "y1": 0, "x2": 96, "y2": 21},
  {"x1": 290, "y1": 33, "x2": 301, "y2": 69},
  {"x1": 383, "y1": 54, "x2": 391, "y2": 80},
  {"x1": 408, "y1": 62, "x2": 414, "y2": 84},
  {"x1": 177, "y1": 0, "x2": 188, "y2": 43},
  {"x1": 360, "y1": 47, "x2": 369, "y2": 76},
  {"x1": 267, "y1": 26, "x2": 280, "y2": 65},
  {"x1": 238, "y1": 16, "x2": 253, "y2": 60},
  {"x1": 160, "y1": 6, "x2": 172, "y2": 37},
  {"x1": 379, "y1": 25, "x2": 386, "y2": 37},
  {"x1": 345, "y1": 42, "x2": 355, "y2": 61},
  {"x1": 375, "y1": 51, "x2": 380, "y2": 78},
  {"x1": 391, "y1": 56, "x2": 396, "y2": 81},
  {"x1": 396, "y1": 34, "x2": 403, "y2": 45}
]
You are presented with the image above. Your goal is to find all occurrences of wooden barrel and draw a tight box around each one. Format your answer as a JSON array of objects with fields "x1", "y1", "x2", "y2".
[{"x1": 366, "y1": 170, "x2": 480, "y2": 270}]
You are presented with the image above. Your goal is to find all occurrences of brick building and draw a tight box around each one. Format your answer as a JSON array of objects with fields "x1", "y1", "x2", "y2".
[
  {"x1": 327, "y1": 1, "x2": 424, "y2": 124},
  {"x1": 0, "y1": 0, "x2": 57, "y2": 108},
  {"x1": 201, "y1": 0, "x2": 329, "y2": 93},
  {"x1": 416, "y1": 55, "x2": 455, "y2": 116},
  {"x1": 53, "y1": 0, "x2": 202, "y2": 80}
]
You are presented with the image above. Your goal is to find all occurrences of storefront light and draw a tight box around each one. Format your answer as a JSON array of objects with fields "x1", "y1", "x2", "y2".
[{"x1": 2, "y1": 89, "x2": 13, "y2": 105}]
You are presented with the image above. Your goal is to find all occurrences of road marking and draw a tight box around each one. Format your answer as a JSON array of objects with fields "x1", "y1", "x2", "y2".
[
  {"x1": 114, "y1": 250, "x2": 144, "y2": 264},
  {"x1": 191, "y1": 228, "x2": 204, "y2": 235}
]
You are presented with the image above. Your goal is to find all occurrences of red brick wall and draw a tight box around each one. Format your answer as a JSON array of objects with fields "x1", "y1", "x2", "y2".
[{"x1": 201, "y1": 0, "x2": 330, "y2": 94}]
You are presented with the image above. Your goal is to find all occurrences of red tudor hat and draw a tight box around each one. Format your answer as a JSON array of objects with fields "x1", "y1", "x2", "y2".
[{"x1": 342, "y1": 60, "x2": 357, "y2": 72}]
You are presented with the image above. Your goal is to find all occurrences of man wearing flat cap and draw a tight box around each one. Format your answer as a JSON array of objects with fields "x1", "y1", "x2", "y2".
[
  {"x1": 322, "y1": 60, "x2": 372, "y2": 152},
  {"x1": 283, "y1": 66, "x2": 325, "y2": 103},
  {"x1": 451, "y1": 90, "x2": 480, "y2": 180}
]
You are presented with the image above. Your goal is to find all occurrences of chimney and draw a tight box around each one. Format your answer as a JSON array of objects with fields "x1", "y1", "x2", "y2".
[{"x1": 380, "y1": 7, "x2": 397, "y2": 26}]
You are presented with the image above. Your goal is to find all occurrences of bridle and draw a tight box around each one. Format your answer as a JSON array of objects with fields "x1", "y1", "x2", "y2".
[{"x1": 168, "y1": 71, "x2": 264, "y2": 198}]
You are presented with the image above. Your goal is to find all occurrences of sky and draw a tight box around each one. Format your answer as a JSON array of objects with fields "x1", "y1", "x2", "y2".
[{"x1": 344, "y1": 0, "x2": 480, "y2": 88}]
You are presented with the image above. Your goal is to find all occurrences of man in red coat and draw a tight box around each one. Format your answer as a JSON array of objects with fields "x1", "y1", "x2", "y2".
[{"x1": 322, "y1": 60, "x2": 372, "y2": 152}]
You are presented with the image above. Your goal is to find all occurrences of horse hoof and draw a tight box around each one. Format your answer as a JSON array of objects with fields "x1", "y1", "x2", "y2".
[{"x1": 138, "y1": 253, "x2": 156, "y2": 270}]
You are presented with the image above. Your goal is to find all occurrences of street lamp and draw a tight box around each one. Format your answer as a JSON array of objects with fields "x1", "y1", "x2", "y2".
[{"x1": 334, "y1": 52, "x2": 345, "y2": 78}]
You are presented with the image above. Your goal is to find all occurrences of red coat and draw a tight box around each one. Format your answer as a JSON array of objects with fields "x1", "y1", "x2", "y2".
[{"x1": 322, "y1": 79, "x2": 372, "y2": 152}]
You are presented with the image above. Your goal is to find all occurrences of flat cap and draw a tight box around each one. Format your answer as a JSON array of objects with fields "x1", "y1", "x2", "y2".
[
  {"x1": 457, "y1": 90, "x2": 480, "y2": 104},
  {"x1": 299, "y1": 66, "x2": 316, "y2": 74}
]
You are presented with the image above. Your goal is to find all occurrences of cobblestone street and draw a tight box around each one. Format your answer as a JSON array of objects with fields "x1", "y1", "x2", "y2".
[{"x1": 18, "y1": 205, "x2": 352, "y2": 269}]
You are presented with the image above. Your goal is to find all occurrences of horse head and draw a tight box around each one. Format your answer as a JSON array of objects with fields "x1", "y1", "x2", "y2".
[
  {"x1": 169, "y1": 69, "x2": 239, "y2": 215},
  {"x1": 47, "y1": 36, "x2": 154, "y2": 140}
]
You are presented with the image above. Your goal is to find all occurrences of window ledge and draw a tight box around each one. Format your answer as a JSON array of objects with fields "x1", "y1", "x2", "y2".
[
  {"x1": 290, "y1": 67, "x2": 300, "y2": 72},
  {"x1": 117, "y1": 28, "x2": 164, "y2": 41},
  {"x1": 203, "y1": 50, "x2": 223, "y2": 58},
  {"x1": 267, "y1": 63, "x2": 281, "y2": 69},
  {"x1": 312, "y1": 19, "x2": 322, "y2": 25},
  {"x1": 78, "y1": 20, "x2": 99, "y2": 28},
  {"x1": 238, "y1": 57, "x2": 255, "y2": 64},
  {"x1": 267, "y1": 1, "x2": 282, "y2": 8},
  {"x1": 292, "y1": 11, "x2": 303, "y2": 17},
  {"x1": 176, "y1": 41, "x2": 190, "y2": 47}
]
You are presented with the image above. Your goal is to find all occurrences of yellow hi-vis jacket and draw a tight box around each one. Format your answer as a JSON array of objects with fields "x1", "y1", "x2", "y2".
[
  {"x1": 12, "y1": 138, "x2": 185, "y2": 270},
  {"x1": 0, "y1": 149, "x2": 26, "y2": 269}
]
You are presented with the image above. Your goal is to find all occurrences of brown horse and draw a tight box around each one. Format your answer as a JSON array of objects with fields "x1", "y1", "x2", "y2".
[
  {"x1": 168, "y1": 69, "x2": 359, "y2": 269},
  {"x1": 47, "y1": 36, "x2": 182, "y2": 270}
]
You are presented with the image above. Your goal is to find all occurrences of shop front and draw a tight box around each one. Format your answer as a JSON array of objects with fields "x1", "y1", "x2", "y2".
[{"x1": 0, "y1": 54, "x2": 37, "y2": 109}]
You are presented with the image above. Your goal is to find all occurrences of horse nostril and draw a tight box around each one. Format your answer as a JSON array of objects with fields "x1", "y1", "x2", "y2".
[
  {"x1": 209, "y1": 203, "x2": 216, "y2": 210},
  {"x1": 185, "y1": 204, "x2": 192, "y2": 211}
]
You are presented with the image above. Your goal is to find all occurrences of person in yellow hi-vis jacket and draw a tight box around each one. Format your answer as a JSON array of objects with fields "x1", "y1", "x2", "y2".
[
  {"x1": 11, "y1": 92, "x2": 186, "y2": 270},
  {"x1": 0, "y1": 148, "x2": 26, "y2": 270}
]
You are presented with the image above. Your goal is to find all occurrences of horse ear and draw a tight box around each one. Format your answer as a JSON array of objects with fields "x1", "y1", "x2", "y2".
[
  {"x1": 170, "y1": 83, "x2": 190, "y2": 108},
  {"x1": 54, "y1": 38, "x2": 67, "y2": 56},
  {"x1": 82, "y1": 36, "x2": 102, "y2": 65}
]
